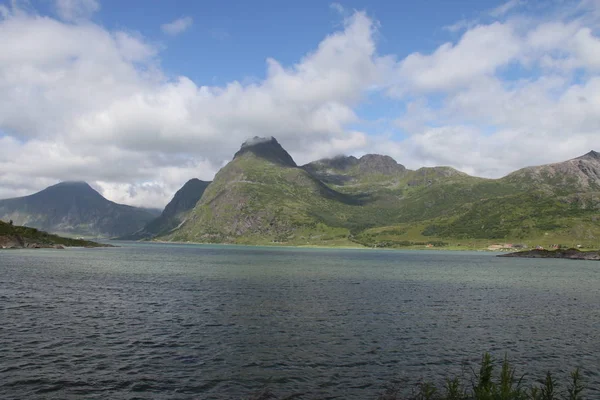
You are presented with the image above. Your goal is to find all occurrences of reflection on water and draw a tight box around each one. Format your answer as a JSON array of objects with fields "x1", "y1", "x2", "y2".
[{"x1": 1, "y1": 243, "x2": 599, "y2": 399}]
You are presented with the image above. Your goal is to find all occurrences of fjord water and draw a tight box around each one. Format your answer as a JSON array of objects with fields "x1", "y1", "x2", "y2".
[{"x1": 1, "y1": 244, "x2": 599, "y2": 399}]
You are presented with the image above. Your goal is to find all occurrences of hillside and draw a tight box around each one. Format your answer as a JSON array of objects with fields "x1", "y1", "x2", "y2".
[
  {"x1": 0, "y1": 220, "x2": 105, "y2": 249},
  {"x1": 157, "y1": 139, "x2": 600, "y2": 248},
  {"x1": 164, "y1": 137, "x2": 361, "y2": 245},
  {"x1": 121, "y1": 178, "x2": 210, "y2": 239},
  {"x1": 0, "y1": 182, "x2": 156, "y2": 238}
]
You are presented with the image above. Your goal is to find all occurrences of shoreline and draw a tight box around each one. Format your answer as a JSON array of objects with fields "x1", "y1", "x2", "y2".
[{"x1": 117, "y1": 238, "x2": 505, "y2": 252}]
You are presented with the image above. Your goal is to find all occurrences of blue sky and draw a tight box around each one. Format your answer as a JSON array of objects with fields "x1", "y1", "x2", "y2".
[
  {"x1": 90, "y1": 0, "x2": 491, "y2": 84},
  {"x1": 0, "y1": 0, "x2": 599, "y2": 206}
]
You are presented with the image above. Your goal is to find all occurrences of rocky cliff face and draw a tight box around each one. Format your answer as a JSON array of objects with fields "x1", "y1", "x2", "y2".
[
  {"x1": 302, "y1": 154, "x2": 407, "y2": 186},
  {"x1": 503, "y1": 150, "x2": 600, "y2": 192}
]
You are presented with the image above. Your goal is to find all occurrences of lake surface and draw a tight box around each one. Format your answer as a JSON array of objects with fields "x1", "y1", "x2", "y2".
[{"x1": 1, "y1": 243, "x2": 599, "y2": 399}]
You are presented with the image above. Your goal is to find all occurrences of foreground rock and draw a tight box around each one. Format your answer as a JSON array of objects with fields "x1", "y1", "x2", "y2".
[{"x1": 499, "y1": 248, "x2": 600, "y2": 260}]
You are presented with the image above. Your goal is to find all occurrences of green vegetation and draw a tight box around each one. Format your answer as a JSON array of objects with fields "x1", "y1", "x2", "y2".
[
  {"x1": 247, "y1": 353, "x2": 587, "y2": 400},
  {"x1": 153, "y1": 139, "x2": 600, "y2": 249},
  {"x1": 0, "y1": 220, "x2": 105, "y2": 248}
]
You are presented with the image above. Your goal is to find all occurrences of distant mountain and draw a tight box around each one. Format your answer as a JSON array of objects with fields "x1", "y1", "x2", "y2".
[
  {"x1": 0, "y1": 182, "x2": 156, "y2": 238},
  {"x1": 503, "y1": 150, "x2": 600, "y2": 192},
  {"x1": 121, "y1": 178, "x2": 210, "y2": 239},
  {"x1": 156, "y1": 139, "x2": 600, "y2": 248}
]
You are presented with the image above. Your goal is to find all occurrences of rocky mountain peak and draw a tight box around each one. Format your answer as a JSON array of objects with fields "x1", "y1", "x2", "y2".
[
  {"x1": 233, "y1": 136, "x2": 297, "y2": 167},
  {"x1": 357, "y1": 154, "x2": 406, "y2": 175},
  {"x1": 577, "y1": 150, "x2": 600, "y2": 161}
]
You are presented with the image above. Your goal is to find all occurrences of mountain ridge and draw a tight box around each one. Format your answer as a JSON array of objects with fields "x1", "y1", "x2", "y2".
[
  {"x1": 120, "y1": 178, "x2": 211, "y2": 240},
  {"x1": 157, "y1": 137, "x2": 600, "y2": 247}
]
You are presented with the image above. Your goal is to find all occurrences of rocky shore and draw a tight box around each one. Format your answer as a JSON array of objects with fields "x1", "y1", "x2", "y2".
[
  {"x1": 0, "y1": 220, "x2": 108, "y2": 249},
  {"x1": 499, "y1": 248, "x2": 600, "y2": 260},
  {"x1": 0, "y1": 234, "x2": 68, "y2": 249}
]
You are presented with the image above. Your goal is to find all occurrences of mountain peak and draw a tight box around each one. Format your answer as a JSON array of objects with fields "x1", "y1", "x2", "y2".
[
  {"x1": 577, "y1": 150, "x2": 600, "y2": 161},
  {"x1": 358, "y1": 154, "x2": 406, "y2": 175},
  {"x1": 234, "y1": 136, "x2": 297, "y2": 167},
  {"x1": 42, "y1": 181, "x2": 99, "y2": 196}
]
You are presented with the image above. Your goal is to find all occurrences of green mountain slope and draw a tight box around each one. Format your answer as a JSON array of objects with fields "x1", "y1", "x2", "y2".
[
  {"x1": 121, "y1": 178, "x2": 210, "y2": 239},
  {"x1": 0, "y1": 182, "x2": 156, "y2": 238},
  {"x1": 164, "y1": 137, "x2": 361, "y2": 245},
  {"x1": 157, "y1": 139, "x2": 600, "y2": 248}
]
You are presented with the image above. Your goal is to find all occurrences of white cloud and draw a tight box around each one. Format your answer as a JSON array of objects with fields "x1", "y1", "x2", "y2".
[
  {"x1": 330, "y1": 3, "x2": 345, "y2": 15},
  {"x1": 0, "y1": 9, "x2": 385, "y2": 207},
  {"x1": 489, "y1": 0, "x2": 524, "y2": 17},
  {"x1": 2, "y1": 1, "x2": 600, "y2": 209},
  {"x1": 55, "y1": 0, "x2": 99, "y2": 21},
  {"x1": 161, "y1": 16, "x2": 193, "y2": 36},
  {"x1": 394, "y1": 22, "x2": 521, "y2": 94}
]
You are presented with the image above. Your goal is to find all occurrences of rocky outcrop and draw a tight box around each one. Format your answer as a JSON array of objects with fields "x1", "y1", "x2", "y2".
[
  {"x1": 234, "y1": 136, "x2": 297, "y2": 167},
  {"x1": 503, "y1": 150, "x2": 600, "y2": 191},
  {"x1": 0, "y1": 234, "x2": 65, "y2": 249},
  {"x1": 499, "y1": 248, "x2": 600, "y2": 260},
  {"x1": 0, "y1": 234, "x2": 25, "y2": 249}
]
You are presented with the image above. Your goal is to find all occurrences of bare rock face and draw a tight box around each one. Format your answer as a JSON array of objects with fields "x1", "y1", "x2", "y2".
[
  {"x1": 357, "y1": 154, "x2": 406, "y2": 175},
  {"x1": 504, "y1": 150, "x2": 600, "y2": 191},
  {"x1": 0, "y1": 234, "x2": 25, "y2": 249},
  {"x1": 499, "y1": 248, "x2": 600, "y2": 260},
  {"x1": 302, "y1": 154, "x2": 407, "y2": 186}
]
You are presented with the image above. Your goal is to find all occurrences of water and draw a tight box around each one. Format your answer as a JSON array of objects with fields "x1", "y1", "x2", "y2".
[{"x1": 1, "y1": 243, "x2": 599, "y2": 399}]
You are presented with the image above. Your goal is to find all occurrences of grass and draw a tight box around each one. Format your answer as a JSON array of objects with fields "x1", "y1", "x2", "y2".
[{"x1": 247, "y1": 353, "x2": 587, "y2": 400}]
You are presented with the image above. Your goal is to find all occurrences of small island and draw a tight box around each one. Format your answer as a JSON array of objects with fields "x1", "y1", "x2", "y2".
[
  {"x1": 498, "y1": 247, "x2": 600, "y2": 260},
  {"x1": 0, "y1": 220, "x2": 109, "y2": 249}
]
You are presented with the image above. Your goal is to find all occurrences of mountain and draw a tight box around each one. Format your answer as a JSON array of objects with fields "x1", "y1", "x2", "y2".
[
  {"x1": 157, "y1": 140, "x2": 600, "y2": 248},
  {"x1": 302, "y1": 154, "x2": 406, "y2": 186},
  {"x1": 503, "y1": 150, "x2": 600, "y2": 192},
  {"x1": 121, "y1": 178, "x2": 210, "y2": 239},
  {"x1": 164, "y1": 137, "x2": 361, "y2": 245},
  {"x1": 0, "y1": 182, "x2": 156, "y2": 238}
]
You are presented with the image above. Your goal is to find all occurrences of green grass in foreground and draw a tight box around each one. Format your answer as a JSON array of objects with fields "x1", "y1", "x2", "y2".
[{"x1": 248, "y1": 353, "x2": 586, "y2": 400}]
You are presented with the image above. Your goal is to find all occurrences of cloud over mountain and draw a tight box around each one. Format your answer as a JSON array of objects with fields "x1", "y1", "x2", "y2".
[{"x1": 0, "y1": 0, "x2": 599, "y2": 207}]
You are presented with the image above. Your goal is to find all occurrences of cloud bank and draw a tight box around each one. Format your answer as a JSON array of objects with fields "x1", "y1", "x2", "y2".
[{"x1": 1, "y1": 0, "x2": 599, "y2": 207}]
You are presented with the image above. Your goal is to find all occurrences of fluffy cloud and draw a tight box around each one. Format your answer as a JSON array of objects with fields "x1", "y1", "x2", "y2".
[
  {"x1": 0, "y1": 5, "x2": 386, "y2": 206},
  {"x1": 1, "y1": 0, "x2": 600, "y2": 208},
  {"x1": 161, "y1": 16, "x2": 193, "y2": 36},
  {"x1": 390, "y1": 1, "x2": 600, "y2": 177}
]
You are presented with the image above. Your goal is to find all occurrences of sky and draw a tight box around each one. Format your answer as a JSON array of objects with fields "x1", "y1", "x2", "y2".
[{"x1": 1, "y1": 0, "x2": 600, "y2": 208}]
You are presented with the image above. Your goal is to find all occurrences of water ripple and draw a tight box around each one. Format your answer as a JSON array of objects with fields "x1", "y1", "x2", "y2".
[{"x1": 1, "y1": 244, "x2": 599, "y2": 399}]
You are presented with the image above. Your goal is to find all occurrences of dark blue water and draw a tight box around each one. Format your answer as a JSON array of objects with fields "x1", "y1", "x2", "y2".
[{"x1": 1, "y1": 243, "x2": 599, "y2": 399}]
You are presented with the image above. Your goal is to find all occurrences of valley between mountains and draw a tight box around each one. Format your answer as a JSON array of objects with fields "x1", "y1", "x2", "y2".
[{"x1": 2, "y1": 137, "x2": 599, "y2": 250}]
